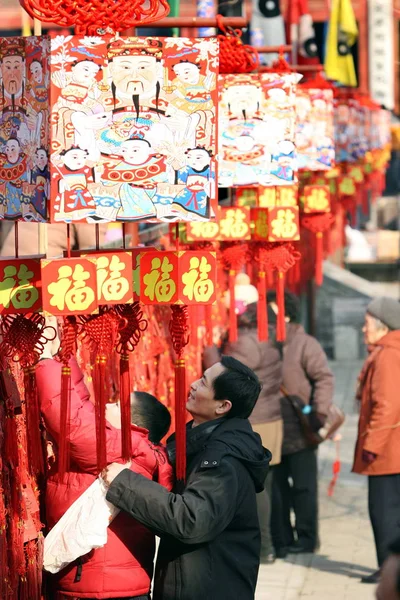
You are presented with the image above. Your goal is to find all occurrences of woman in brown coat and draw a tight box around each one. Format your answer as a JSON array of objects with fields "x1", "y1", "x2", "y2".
[
  {"x1": 268, "y1": 291, "x2": 333, "y2": 556},
  {"x1": 353, "y1": 297, "x2": 400, "y2": 584}
]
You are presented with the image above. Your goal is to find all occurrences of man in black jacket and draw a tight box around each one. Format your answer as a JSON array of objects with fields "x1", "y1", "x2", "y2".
[{"x1": 102, "y1": 356, "x2": 271, "y2": 600}]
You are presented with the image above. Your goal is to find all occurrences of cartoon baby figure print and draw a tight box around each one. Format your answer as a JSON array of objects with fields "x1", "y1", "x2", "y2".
[
  {"x1": 100, "y1": 136, "x2": 173, "y2": 221},
  {"x1": 169, "y1": 61, "x2": 214, "y2": 115},
  {"x1": 52, "y1": 146, "x2": 96, "y2": 222},
  {"x1": 172, "y1": 146, "x2": 214, "y2": 219},
  {"x1": 0, "y1": 137, "x2": 28, "y2": 219}
]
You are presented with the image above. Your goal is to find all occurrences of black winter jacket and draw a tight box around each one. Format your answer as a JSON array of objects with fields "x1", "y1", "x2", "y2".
[{"x1": 106, "y1": 417, "x2": 271, "y2": 600}]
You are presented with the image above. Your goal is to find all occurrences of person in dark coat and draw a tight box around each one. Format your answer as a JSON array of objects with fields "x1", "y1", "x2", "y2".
[
  {"x1": 102, "y1": 356, "x2": 271, "y2": 600},
  {"x1": 203, "y1": 301, "x2": 283, "y2": 563},
  {"x1": 268, "y1": 291, "x2": 334, "y2": 555}
]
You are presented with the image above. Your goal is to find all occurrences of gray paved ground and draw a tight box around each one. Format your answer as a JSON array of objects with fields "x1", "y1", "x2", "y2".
[{"x1": 256, "y1": 360, "x2": 378, "y2": 600}]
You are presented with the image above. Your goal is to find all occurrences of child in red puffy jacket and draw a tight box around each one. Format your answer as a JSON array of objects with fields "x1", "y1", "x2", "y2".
[{"x1": 36, "y1": 355, "x2": 174, "y2": 600}]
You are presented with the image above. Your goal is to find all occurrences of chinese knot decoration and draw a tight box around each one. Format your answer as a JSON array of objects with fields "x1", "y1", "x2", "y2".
[
  {"x1": 301, "y1": 214, "x2": 335, "y2": 287},
  {"x1": 253, "y1": 242, "x2": 301, "y2": 342},
  {"x1": 217, "y1": 15, "x2": 259, "y2": 74},
  {"x1": 20, "y1": 0, "x2": 170, "y2": 34}
]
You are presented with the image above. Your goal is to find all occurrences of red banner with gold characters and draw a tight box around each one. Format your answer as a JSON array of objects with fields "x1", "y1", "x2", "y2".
[
  {"x1": 0, "y1": 258, "x2": 42, "y2": 314},
  {"x1": 79, "y1": 251, "x2": 133, "y2": 305},
  {"x1": 41, "y1": 257, "x2": 98, "y2": 316},
  {"x1": 301, "y1": 185, "x2": 331, "y2": 213},
  {"x1": 218, "y1": 207, "x2": 251, "y2": 240},
  {"x1": 140, "y1": 250, "x2": 217, "y2": 305},
  {"x1": 251, "y1": 207, "x2": 300, "y2": 242}
]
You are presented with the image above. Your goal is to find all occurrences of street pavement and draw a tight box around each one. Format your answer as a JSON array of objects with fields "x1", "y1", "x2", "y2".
[{"x1": 256, "y1": 360, "x2": 378, "y2": 600}]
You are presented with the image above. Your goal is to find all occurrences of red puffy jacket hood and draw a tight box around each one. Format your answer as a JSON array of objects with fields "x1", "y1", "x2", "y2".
[{"x1": 37, "y1": 358, "x2": 174, "y2": 599}]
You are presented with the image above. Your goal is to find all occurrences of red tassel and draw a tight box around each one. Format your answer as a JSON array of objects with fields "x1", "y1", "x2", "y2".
[
  {"x1": 228, "y1": 270, "x2": 237, "y2": 342},
  {"x1": 58, "y1": 365, "x2": 72, "y2": 477},
  {"x1": 276, "y1": 272, "x2": 286, "y2": 342},
  {"x1": 94, "y1": 356, "x2": 107, "y2": 473},
  {"x1": 315, "y1": 232, "x2": 324, "y2": 286},
  {"x1": 174, "y1": 357, "x2": 187, "y2": 485},
  {"x1": 23, "y1": 367, "x2": 44, "y2": 477},
  {"x1": 205, "y1": 305, "x2": 213, "y2": 346},
  {"x1": 257, "y1": 271, "x2": 268, "y2": 342},
  {"x1": 119, "y1": 354, "x2": 132, "y2": 462},
  {"x1": 169, "y1": 306, "x2": 189, "y2": 490}
]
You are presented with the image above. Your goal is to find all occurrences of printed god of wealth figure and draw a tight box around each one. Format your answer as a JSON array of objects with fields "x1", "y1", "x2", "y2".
[
  {"x1": 98, "y1": 37, "x2": 198, "y2": 154},
  {"x1": 219, "y1": 75, "x2": 272, "y2": 187}
]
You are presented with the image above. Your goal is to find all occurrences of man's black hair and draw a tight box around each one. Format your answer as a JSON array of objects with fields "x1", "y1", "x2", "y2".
[
  {"x1": 267, "y1": 290, "x2": 300, "y2": 323},
  {"x1": 212, "y1": 355, "x2": 261, "y2": 419},
  {"x1": 131, "y1": 391, "x2": 171, "y2": 444}
]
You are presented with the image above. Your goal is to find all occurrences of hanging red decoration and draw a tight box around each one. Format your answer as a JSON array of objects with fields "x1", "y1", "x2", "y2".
[
  {"x1": 0, "y1": 314, "x2": 56, "y2": 476},
  {"x1": 114, "y1": 302, "x2": 148, "y2": 462},
  {"x1": 217, "y1": 15, "x2": 259, "y2": 74},
  {"x1": 78, "y1": 307, "x2": 121, "y2": 472},
  {"x1": 220, "y1": 243, "x2": 249, "y2": 342},
  {"x1": 169, "y1": 305, "x2": 190, "y2": 490},
  {"x1": 56, "y1": 316, "x2": 78, "y2": 477},
  {"x1": 20, "y1": 0, "x2": 170, "y2": 34},
  {"x1": 253, "y1": 243, "x2": 301, "y2": 341},
  {"x1": 301, "y1": 213, "x2": 335, "y2": 286}
]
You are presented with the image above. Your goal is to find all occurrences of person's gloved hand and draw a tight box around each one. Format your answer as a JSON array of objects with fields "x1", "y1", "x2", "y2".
[{"x1": 362, "y1": 450, "x2": 377, "y2": 464}]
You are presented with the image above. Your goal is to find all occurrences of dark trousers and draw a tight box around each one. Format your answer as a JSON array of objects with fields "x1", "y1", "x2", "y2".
[
  {"x1": 368, "y1": 473, "x2": 400, "y2": 567},
  {"x1": 272, "y1": 448, "x2": 318, "y2": 550},
  {"x1": 256, "y1": 467, "x2": 274, "y2": 554}
]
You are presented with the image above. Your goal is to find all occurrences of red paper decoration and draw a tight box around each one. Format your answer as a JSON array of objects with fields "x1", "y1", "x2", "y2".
[
  {"x1": 252, "y1": 207, "x2": 300, "y2": 242},
  {"x1": 219, "y1": 207, "x2": 251, "y2": 241},
  {"x1": 0, "y1": 259, "x2": 42, "y2": 315},
  {"x1": 301, "y1": 185, "x2": 331, "y2": 214},
  {"x1": 140, "y1": 251, "x2": 217, "y2": 306},
  {"x1": 41, "y1": 258, "x2": 98, "y2": 316}
]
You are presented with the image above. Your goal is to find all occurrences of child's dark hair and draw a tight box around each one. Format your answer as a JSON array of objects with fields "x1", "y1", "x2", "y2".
[{"x1": 131, "y1": 391, "x2": 171, "y2": 444}]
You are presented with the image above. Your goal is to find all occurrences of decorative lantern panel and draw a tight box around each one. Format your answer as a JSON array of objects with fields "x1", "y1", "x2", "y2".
[
  {"x1": 131, "y1": 247, "x2": 157, "y2": 300},
  {"x1": 41, "y1": 257, "x2": 98, "y2": 315},
  {"x1": 140, "y1": 250, "x2": 216, "y2": 305},
  {"x1": 49, "y1": 35, "x2": 218, "y2": 224},
  {"x1": 301, "y1": 185, "x2": 331, "y2": 214},
  {"x1": 0, "y1": 258, "x2": 42, "y2": 314},
  {"x1": 186, "y1": 220, "x2": 220, "y2": 242},
  {"x1": 218, "y1": 207, "x2": 251, "y2": 240},
  {"x1": 276, "y1": 186, "x2": 298, "y2": 207},
  {"x1": 218, "y1": 72, "x2": 300, "y2": 187},
  {"x1": 0, "y1": 36, "x2": 50, "y2": 222},
  {"x1": 85, "y1": 251, "x2": 133, "y2": 305},
  {"x1": 258, "y1": 187, "x2": 276, "y2": 207},
  {"x1": 251, "y1": 207, "x2": 300, "y2": 242},
  {"x1": 296, "y1": 88, "x2": 335, "y2": 171}
]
